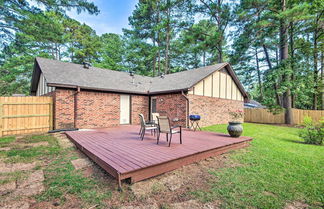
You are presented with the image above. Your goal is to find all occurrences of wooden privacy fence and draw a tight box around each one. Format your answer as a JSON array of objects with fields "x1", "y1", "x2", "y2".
[
  {"x1": 244, "y1": 108, "x2": 324, "y2": 125},
  {"x1": 0, "y1": 97, "x2": 53, "y2": 137}
]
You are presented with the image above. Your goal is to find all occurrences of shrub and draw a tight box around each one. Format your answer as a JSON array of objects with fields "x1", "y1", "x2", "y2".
[{"x1": 299, "y1": 116, "x2": 324, "y2": 145}]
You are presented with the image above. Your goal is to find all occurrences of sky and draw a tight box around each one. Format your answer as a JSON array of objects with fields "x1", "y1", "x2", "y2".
[{"x1": 67, "y1": 0, "x2": 138, "y2": 35}]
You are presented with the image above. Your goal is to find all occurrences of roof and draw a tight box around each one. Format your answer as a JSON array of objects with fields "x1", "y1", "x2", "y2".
[
  {"x1": 31, "y1": 57, "x2": 247, "y2": 97},
  {"x1": 244, "y1": 100, "x2": 265, "y2": 108}
]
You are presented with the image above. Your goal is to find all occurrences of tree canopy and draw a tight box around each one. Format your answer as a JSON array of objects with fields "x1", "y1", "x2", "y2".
[{"x1": 0, "y1": 0, "x2": 323, "y2": 114}]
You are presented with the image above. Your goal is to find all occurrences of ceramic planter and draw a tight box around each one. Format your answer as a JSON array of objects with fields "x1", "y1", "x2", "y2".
[{"x1": 227, "y1": 122, "x2": 243, "y2": 137}]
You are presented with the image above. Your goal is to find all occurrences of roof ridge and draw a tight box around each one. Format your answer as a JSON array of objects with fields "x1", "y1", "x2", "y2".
[{"x1": 36, "y1": 57, "x2": 228, "y2": 79}]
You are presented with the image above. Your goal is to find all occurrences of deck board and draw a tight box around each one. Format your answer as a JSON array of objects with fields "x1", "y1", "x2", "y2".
[{"x1": 66, "y1": 125, "x2": 252, "y2": 182}]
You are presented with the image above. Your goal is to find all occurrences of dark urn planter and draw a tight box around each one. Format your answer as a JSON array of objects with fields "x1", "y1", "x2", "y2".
[{"x1": 227, "y1": 122, "x2": 243, "y2": 137}]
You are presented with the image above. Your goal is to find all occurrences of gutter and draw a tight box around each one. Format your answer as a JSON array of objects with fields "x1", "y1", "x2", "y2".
[
  {"x1": 73, "y1": 86, "x2": 81, "y2": 129},
  {"x1": 47, "y1": 83, "x2": 149, "y2": 95},
  {"x1": 48, "y1": 83, "x2": 190, "y2": 96},
  {"x1": 181, "y1": 91, "x2": 189, "y2": 128}
]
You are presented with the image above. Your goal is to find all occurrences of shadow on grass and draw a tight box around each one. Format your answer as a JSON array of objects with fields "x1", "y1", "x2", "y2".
[{"x1": 280, "y1": 138, "x2": 306, "y2": 144}]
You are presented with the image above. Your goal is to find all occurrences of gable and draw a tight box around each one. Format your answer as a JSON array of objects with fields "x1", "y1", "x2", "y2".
[
  {"x1": 188, "y1": 67, "x2": 244, "y2": 101},
  {"x1": 36, "y1": 72, "x2": 55, "y2": 96}
]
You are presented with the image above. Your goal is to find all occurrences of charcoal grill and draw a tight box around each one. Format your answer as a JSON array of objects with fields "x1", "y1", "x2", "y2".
[{"x1": 189, "y1": 115, "x2": 201, "y2": 131}]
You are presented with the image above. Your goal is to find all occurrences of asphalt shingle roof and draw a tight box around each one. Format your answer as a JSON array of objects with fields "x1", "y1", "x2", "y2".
[{"x1": 33, "y1": 57, "x2": 244, "y2": 96}]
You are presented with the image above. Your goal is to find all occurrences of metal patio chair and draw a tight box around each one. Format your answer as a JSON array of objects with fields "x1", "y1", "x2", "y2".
[
  {"x1": 151, "y1": 113, "x2": 160, "y2": 124},
  {"x1": 157, "y1": 116, "x2": 182, "y2": 147},
  {"x1": 139, "y1": 114, "x2": 158, "y2": 140}
]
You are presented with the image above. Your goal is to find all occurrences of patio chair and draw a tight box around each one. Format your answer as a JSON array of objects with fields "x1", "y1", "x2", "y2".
[
  {"x1": 139, "y1": 114, "x2": 158, "y2": 140},
  {"x1": 151, "y1": 113, "x2": 160, "y2": 124},
  {"x1": 157, "y1": 116, "x2": 182, "y2": 147},
  {"x1": 138, "y1": 114, "x2": 155, "y2": 135}
]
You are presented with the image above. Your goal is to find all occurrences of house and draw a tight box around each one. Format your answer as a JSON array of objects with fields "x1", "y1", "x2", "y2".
[
  {"x1": 30, "y1": 57, "x2": 248, "y2": 130},
  {"x1": 244, "y1": 99, "x2": 266, "y2": 108}
]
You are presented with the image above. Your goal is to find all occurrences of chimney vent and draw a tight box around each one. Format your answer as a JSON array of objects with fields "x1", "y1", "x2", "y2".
[
  {"x1": 129, "y1": 71, "x2": 135, "y2": 84},
  {"x1": 83, "y1": 62, "x2": 91, "y2": 69}
]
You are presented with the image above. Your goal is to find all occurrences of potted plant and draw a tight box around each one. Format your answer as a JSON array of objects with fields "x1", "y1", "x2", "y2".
[{"x1": 227, "y1": 110, "x2": 244, "y2": 137}]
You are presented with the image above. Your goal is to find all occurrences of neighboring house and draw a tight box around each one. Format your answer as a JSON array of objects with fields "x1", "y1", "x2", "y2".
[
  {"x1": 244, "y1": 99, "x2": 265, "y2": 108},
  {"x1": 30, "y1": 57, "x2": 248, "y2": 129}
]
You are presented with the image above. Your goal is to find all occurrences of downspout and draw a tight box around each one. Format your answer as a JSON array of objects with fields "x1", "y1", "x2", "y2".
[
  {"x1": 181, "y1": 91, "x2": 189, "y2": 128},
  {"x1": 73, "y1": 86, "x2": 80, "y2": 129}
]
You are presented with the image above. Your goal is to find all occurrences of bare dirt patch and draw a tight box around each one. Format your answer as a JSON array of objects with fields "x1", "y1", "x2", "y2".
[
  {"x1": 25, "y1": 142, "x2": 49, "y2": 147},
  {"x1": 114, "y1": 155, "x2": 228, "y2": 208},
  {"x1": 71, "y1": 158, "x2": 92, "y2": 170},
  {"x1": 0, "y1": 181, "x2": 16, "y2": 195},
  {"x1": 52, "y1": 133, "x2": 74, "y2": 148},
  {"x1": 0, "y1": 201, "x2": 30, "y2": 209},
  {"x1": 13, "y1": 170, "x2": 45, "y2": 197},
  {"x1": 30, "y1": 194, "x2": 82, "y2": 209},
  {"x1": 0, "y1": 162, "x2": 37, "y2": 173},
  {"x1": 285, "y1": 201, "x2": 309, "y2": 209},
  {"x1": 119, "y1": 203, "x2": 159, "y2": 209},
  {"x1": 0, "y1": 147, "x2": 11, "y2": 151}
]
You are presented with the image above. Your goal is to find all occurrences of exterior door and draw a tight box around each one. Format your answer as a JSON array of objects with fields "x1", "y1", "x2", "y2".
[
  {"x1": 150, "y1": 97, "x2": 157, "y2": 117},
  {"x1": 120, "y1": 95, "x2": 130, "y2": 124}
]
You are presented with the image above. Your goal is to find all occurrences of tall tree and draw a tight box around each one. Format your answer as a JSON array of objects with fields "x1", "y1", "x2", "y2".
[
  {"x1": 94, "y1": 33, "x2": 125, "y2": 70},
  {"x1": 198, "y1": 0, "x2": 233, "y2": 63},
  {"x1": 0, "y1": 0, "x2": 99, "y2": 48},
  {"x1": 279, "y1": 0, "x2": 292, "y2": 124}
]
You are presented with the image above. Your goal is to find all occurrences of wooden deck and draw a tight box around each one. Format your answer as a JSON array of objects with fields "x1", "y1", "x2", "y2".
[{"x1": 66, "y1": 125, "x2": 252, "y2": 185}]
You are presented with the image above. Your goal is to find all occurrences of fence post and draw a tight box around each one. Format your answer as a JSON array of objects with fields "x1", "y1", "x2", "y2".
[
  {"x1": 49, "y1": 98, "x2": 53, "y2": 131},
  {"x1": 0, "y1": 102, "x2": 3, "y2": 137}
]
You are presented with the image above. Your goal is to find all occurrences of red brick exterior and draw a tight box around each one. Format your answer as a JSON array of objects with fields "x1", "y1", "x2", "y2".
[
  {"x1": 75, "y1": 91, "x2": 120, "y2": 128},
  {"x1": 188, "y1": 94, "x2": 244, "y2": 127},
  {"x1": 53, "y1": 89, "x2": 75, "y2": 129},
  {"x1": 131, "y1": 95, "x2": 149, "y2": 125},
  {"x1": 52, "y1": 89, "x2": 149, "y2": 129},
  {"x1": 51, "y1": 89, "x2": 243, "y2": 130},
  {"x1": 154, "y1": 93, "x2": 187, "y2": 127}
]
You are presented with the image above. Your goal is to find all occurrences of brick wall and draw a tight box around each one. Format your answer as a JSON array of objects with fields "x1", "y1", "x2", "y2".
[
  {"x1": 53, "y1": 89, "x2": 242, "y2": 130},
  {"x1": 154, "y1": 93, "x2": 187, "y2": 127},
  {"x1": 53, "y1": 89, "x2": 75, "y2": 129},
  {"x1": 53, "y1": 89, "x2": 149, "y2": 129},
  {"x1": 131, "y1": 95, "x2": 149, "y2": 125},
  {"x1": 75, "y1": 91, "x2": 120, "y2": 128},
  {"x1": 188, "y1": 94, "x2": 243, "y2": 127}
]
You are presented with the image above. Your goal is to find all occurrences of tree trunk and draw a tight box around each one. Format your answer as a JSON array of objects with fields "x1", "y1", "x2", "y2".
[
  {"x1": 157, "y1": 4, "x2": 161, "y2": 76},
  {"x1": 152, "y1": 39, "x2": 157, "y2": 76},
  {"x1": 157, "y1": 44, "x2": 161, "y2": 75},
  {"x1": 313, "y1": 25, "x2": 319, "y2": 110},
  {"x1": 255, "y1": 47, "x2": 263, "y2": 101},
  {"x1": 164, "y1": 0, "x2": 171, "y2": 74},
  {"x1": 275, "y1": 46, "x2": 279, "y2": 66},
  {"x1": 321, "y1": 51, "x2": 323, "y2": 110},
  {"x1": 203, "y1": 50, "x2": 206, "y2": 66},
  {"x1": 280, "y1": 0, "x2": 292, "y2": 124},
  {"x1": 263, "y1": 44, "x2": 281, "y2": 106},
  {"x1": 289, "y1": 22, "x2": 295, "y2": 108}
]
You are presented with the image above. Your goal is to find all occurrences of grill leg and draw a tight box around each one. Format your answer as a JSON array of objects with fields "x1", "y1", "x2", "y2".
[{"x1": 197, "y1": 123, "x2": 201, "y2": 131}]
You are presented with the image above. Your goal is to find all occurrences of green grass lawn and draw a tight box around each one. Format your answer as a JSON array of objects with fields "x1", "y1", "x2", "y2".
[{"x1": 195, "y1": 123, "x2": 324, "y2": 208}]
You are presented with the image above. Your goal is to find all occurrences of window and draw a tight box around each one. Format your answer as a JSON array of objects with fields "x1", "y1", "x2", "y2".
[{"x1": 151, "y1": 98, "x2": 157, "y2": 113}]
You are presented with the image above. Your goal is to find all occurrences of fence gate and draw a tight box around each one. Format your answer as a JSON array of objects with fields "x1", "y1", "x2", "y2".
[{"x1": 0, "y1": 97, "x2": 53, "y2": 137}]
